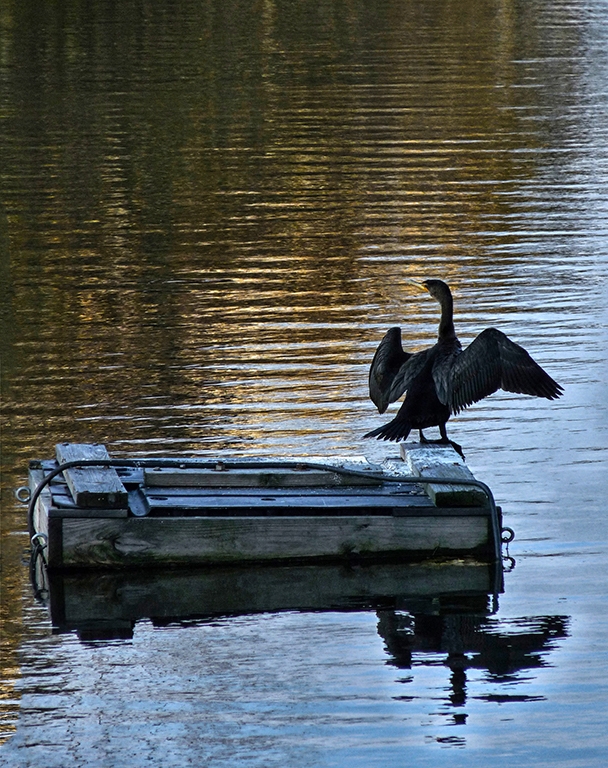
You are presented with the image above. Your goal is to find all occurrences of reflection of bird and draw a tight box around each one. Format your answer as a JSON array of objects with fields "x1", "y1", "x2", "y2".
[{"x1": 364, "y1": 279, "x2": 563, "y2": 456}]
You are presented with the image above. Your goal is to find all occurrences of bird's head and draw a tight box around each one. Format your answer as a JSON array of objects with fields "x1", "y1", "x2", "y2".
[{"x1": 408, "y1": 278, "x2": 452, "y2": 303}]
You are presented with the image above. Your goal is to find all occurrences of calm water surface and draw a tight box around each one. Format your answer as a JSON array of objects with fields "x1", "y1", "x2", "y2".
[{"x1": 1, "y1": 1, "x2": 608, "y2": 765}]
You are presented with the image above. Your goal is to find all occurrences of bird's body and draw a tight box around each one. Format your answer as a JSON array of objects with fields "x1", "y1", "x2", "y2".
[{"x1": 364, "y1": 279, "x2": 563, "y2": 454}]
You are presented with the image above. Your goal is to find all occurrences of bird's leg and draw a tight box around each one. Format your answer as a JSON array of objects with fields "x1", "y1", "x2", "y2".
[
  {"x1": 416, "y1": 425, "x2": 465, "y2": 459},
  {"x1": 439, "y1": 424, "x2": 465, "y2": 460}
]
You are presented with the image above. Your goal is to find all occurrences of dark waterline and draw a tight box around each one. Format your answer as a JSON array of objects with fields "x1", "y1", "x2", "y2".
[{"x1": 1, "y1": 1, "x2": 608, "y2": 765}]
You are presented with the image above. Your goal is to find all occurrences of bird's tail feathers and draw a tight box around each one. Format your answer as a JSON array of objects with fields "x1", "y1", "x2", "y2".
[{"x1": 363, "y1": 417, "x2": 412, "y2": 442}]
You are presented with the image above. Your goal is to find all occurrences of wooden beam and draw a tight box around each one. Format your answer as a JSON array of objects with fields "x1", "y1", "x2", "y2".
[
  {"x1": 144, "y1": 466, "x2": 381, "y2": 489},
  {"x1": 59, "y1": 514, "x2": 491, "y2": 567},
  {"x1": 55, "y1": 443, "x2": 128, "y2": 509},
  {"x1": 140, "y1": 497, "x2": 486, "y2": 518},
  {"x1": 44, "y1": 488, "x2": 128, "y2": 518},
  {"x1": 47, "y1": 507, "x2": 128, "y2": 519},
  {"x1": 28, "y1": 466, "x2": 51, "y2": 538},
  {"x1": 400, "y1": 443, "x2": 487, "y2": 507},
  {"x1": 29, "y1": 465, "x2": 63, "y2": 567}
]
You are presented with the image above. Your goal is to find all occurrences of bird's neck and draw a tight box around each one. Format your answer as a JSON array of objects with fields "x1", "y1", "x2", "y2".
[{"x1": 438, "y1": 294, "x2": 457, "y2": 340}]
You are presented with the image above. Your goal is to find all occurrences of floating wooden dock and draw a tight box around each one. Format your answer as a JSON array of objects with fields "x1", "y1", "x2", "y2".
[{"x1": 26, "y1": 443, "x2": 504, "y2": 570}]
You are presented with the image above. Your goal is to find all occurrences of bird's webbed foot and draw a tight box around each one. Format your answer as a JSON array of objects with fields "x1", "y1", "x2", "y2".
[
  {"x1": 447, "y1": 440, "x2": 465, "y2": 461},
  {"x1": 437, "y1": 425, "x2": 465, "y2": 460},
  {"x1": 420, "y1": 437, "x2": 465, "y2": 460}
]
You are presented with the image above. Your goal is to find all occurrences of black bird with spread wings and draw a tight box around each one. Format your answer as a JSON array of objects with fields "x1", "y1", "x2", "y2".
[{"x1": 364, "y1": 279, "x2": 563, "y2": 456}]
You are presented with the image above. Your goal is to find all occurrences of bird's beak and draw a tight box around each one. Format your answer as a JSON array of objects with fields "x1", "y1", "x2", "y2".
[{"x1": 407, "y1": 278, "x2": 428, "y2": 293}]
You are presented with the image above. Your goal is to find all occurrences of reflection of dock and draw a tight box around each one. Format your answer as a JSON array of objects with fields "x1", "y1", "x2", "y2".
[
  {"x1": 32, "y1": 557, "x2": 568, "y2": 708},
  {"x1": 36, "y1": 559, "x2": 501, "y2": 641},
  {"x1": 27, "y1": 442, "x2": 505, "y2": 569}
]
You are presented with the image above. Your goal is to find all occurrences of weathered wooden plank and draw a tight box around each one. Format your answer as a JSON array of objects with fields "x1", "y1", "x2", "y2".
[
  {"x1": 46, "y1": 490, "x2": 128, "y2": 518},
  {"x1": 29, "y1": 466, "x2": 64, "y2": 567},
  {"x1": 143, "y1": 490, "x2": 435, "y2": 513},
  {"x1": 141, "y1": 484, "x2": 427, "y2": 499},
  {"x1": 56, "y1": 443, "x2": 128, "y2": 509},
  {"x1": 136, "y1": 481, "x2": 482, "y2": 517},
  {"x1": 400, "y1": 443, "x2": 487, "y2": 507},
  {"x1": 29, "y1": 466, "x2": 51, "y2": 538},
  {"x1": 48, "y1": 506, "x2": 128, "y2": 519},
  {"x1": 144, "y1": 466, "x2": 381, "y2": 488},
  {"x1": 59, "y1": 515, "x2": 490, "y2": 567},
  {"x1": 29, "y1": 466, "x2": 63, "y2": 568}
]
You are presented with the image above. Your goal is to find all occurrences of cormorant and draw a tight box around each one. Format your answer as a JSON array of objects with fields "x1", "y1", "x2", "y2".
[{"x1": 364, "y1": 279, "x2": 563, "y2": 455}]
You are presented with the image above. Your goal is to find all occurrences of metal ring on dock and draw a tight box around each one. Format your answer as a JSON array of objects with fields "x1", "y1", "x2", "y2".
[
  {"x1": 31, "y1": 532, "x2": 48, "y2": 550},
  {"x1": 501, "y1": 527, "x2": 515, "y2": 544},
  {"x1": 15, "y1": 485, "x2": 31, "y2": 503}
]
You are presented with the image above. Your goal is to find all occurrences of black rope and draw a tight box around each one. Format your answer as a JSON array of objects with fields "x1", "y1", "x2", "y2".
[{"x1": 29, "y1": 533, "x2": 49, "y2": 602}]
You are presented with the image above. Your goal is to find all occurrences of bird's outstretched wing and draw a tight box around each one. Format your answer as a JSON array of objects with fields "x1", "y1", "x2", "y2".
[
  {"x1": 369, "y1": 328, "x2": 410, "y2": 413},
  {"x1": 446, "y1": 327, "x2": 563, "y2": 414},
  {"x1": 369, "y1": 327, "x2": 433, "y2": 413}
]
